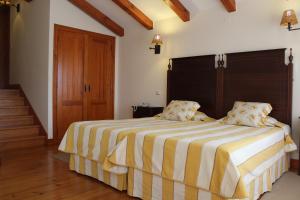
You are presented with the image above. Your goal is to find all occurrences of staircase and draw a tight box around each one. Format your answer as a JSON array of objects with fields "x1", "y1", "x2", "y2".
[{"x1": 0, "y1": 89, "x2": 46, "y2": 152}]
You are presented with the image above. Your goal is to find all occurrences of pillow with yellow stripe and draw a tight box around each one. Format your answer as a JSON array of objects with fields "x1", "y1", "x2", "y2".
[
  {"x1": 161, "y1": 100, "x2": 200, "y2": 121},
  {"x1": 191, "y1": 111, "x2": 216, "y2": 122},
  {"x1": 223, "y1": 101, "x2": 272, "y2": 127}
]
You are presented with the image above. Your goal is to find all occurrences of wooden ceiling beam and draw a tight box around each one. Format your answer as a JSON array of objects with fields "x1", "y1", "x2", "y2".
[
  {"x1": 69, "y1": 0, "x2": 124, "y2": 37},
  {"x1": 220, "y1": 0, "x2": 236, "y2": 12},
  {"x1": 112, "y1": 0, "x2": 153, "y2": 30},
  {"x1": 163, "y1": 0, "x2": 190, "y2": 22}
]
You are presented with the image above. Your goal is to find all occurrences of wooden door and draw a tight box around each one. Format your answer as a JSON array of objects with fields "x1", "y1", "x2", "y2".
[
  {"x1": 85, "y1": 33, "x2": 115, "y2": 120},
  {"x1": 0, "y1": 7, "x2": 10, "y2": 89},
  {"x1": 55, "y1": 26, "x2": 85, "y2": 140},
  {"x1": 54, "y1": 25, "x2": 115, "y2": 141}
]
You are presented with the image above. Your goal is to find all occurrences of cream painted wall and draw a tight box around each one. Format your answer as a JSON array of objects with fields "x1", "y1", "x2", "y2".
[
  {"x1": 118, "y1": 0, "x2": 300, "y2": 158},
  {"x1": 47, "y1": 0, "x2": 120, "y2": 138},
  {"x1": 9, "y1": 0, "x2": 300, "y2": 158},
  {"x1": 10, "y1": 0, "x2": 122, "y2": 139},
  {"x1": 10, "y1": 0, "x2": 50, "y2": 130}
]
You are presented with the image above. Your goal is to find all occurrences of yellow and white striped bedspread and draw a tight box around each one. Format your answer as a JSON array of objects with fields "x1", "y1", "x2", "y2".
[
  {"x1": 58, "y1": 117, "x2": 296, "y2": 199},
  {"x1": 102, "y1": 120, "x2": 296, "y2": 199},
  {"x1": 59, "y1": 117, "x2": 193, "y2": 170}
]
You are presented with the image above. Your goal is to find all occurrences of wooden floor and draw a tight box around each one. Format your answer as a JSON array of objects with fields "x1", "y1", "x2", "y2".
[{"x1": 0, "y1": 146, "x2": 135, "y2": 200}]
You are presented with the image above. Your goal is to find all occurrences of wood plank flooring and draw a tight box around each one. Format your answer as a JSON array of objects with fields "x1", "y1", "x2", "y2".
[{"x1": 0, "y1": 146, "x2": 135, "y2": 200}]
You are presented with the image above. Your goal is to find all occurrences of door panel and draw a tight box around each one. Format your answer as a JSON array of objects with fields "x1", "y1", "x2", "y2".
[
  {"x1": 0, "y1": 7, "x2": 10, "y2": 89},
  {"x1": 54, "y1": 25, "x2": 115, "y2": 142},
  {"x1": 85, "y1": 35, "x2": 115, "y2": 120},
  {"x1": 56, "y1": 29, "x2": 84, "y2": 140}
]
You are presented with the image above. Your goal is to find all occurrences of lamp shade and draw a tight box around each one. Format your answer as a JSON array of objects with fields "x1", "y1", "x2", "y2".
[
  {"x1": 281, "y1": 9, "x2": 298, "y2": 26},
  {"x1": 152, "y1": 34, "x2": 163, "y2": 45},
  {"x1": 0, "y1": 0, "x2": 10, "y2": 5}
]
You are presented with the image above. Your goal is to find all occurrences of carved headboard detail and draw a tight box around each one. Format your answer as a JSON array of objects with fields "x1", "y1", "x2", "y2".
[{"x1": 167, "y1": 49, "x2": 293, "y2": 125}]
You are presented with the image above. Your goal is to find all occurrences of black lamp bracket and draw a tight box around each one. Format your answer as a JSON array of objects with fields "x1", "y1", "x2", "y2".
[
  {"x1": 287, "y1": 22, "x2": 300, "y2": 31},
  {"x1": 149, "y1": 44, "x2": 161, "y2": 54}
]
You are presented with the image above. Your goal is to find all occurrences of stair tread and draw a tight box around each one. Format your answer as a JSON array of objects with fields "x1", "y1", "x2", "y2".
[
  {"x1": 0, "y1": 106, "x2": 29, "y2": 108},
  {"x1": 0, "y1": 89, "x2": 20, "y2": 92},
  {"x1": 0, "y1": 92, "x2": 20, "y2": 97},
  {"x1": 0, "y1": 100, "x2": 25, "y2": 106},
  {"x1": 0, "y1": 90, "x2": 20, "y2": 95},
  {"x1": 0, "y1": 98, "x2": 24, "y2": 101},
  {"x1": 0, "y1": 125, "x2": 40, "y2": 131},
  {"x1": 0, "y1": 96, "x2": 24, "y2": 99},
  {"x1": 0, "y1": 135, "x2": 45, "y2": 142},
  {"x1": 0, "y1": 124, "x2": 37, "y2": 130},
  {"x1": 0, "y1": 89, "x2": 45, "y2": 152},
  {"x1": 0, "y1": 115, "x2": 33, "y2": 120}
]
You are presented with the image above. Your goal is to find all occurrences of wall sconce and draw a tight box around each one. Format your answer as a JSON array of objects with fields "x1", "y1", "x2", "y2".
[
  {"x1": 0, "y1": 0, "x2": 20, "y2": 12},
  {"x1": 11, "y1": 3, "x2": 20, "y2": 12},
  {"x1": 149, "y1": 34, "x2": 163, "y2": 54},
  {"x1": 281, "y1": 9, "x2": 299, "y2": 31}
]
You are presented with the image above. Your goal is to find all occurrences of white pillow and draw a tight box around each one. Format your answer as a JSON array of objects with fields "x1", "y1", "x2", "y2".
[
  {"x1": 191, "y1": 111, "x2": 215, "y2": 122},
  {"x1": 223, "y1": 101, "x2": 272, "y2": 127},
  {"x1": 264, "y1": 116, "x2": 278, "y2": 127},
  {"x1": 161, "y1": 100, "x2": 200, "y2": 121}
]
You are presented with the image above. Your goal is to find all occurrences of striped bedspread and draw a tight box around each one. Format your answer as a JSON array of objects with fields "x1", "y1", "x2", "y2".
[
  {"x1": 58, "y1": 117, "x2": 296, "y2": 199},
  {"x1": 59, "y1": 117, "x2": 193, "y2": 166}
]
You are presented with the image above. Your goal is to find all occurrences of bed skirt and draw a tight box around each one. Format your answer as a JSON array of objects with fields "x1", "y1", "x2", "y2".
[
  {"x1": 127, "y1": 154, "x2": 289, "y2": 200},
  {"x1": 69, "y1": 154, "x2": 127, "y2": 191}
]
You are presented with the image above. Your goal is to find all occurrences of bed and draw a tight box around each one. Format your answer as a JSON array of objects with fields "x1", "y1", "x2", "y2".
[{"x1": 59, "y1": 48, "x2": 296, "y2": 200}]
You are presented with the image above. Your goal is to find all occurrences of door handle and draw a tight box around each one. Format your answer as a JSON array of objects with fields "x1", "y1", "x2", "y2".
[
  {"x1": 84, "y1": 84, "x2": 87, "y2": 92},
  {"x1": 88, "y1": 85, "x2": 91, "y2": 92}
]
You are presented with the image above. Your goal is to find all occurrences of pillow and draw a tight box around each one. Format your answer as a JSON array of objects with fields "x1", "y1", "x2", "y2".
[
  {"x1": 191, "y1": 111, "x2": 216, "y2": 122},
  {"x1": 263, "y1": 116, "x2": 289, "y2": 129},
  {"x1": 223, "y1": 101, "x2": 272, "y2": 127},
  {"x1": 264, "y1": 116, "x2": 278, "y2": 127},
  {"x1": 161, "y1": 100, "x2": 200, "y2": 121}
]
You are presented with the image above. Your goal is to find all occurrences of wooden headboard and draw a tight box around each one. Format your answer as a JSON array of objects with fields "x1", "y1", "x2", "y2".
[
  {"x1": 167, "y1": 49, "x2": 293, "y2": 125},
  {"x1": 221, "y1": 49, "x2": 293, "y2": 125},
  {"x1": 167, "y1": 55, "x2": 218, "y2": 118}
]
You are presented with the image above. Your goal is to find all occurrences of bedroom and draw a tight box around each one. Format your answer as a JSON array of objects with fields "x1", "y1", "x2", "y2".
[{"x1": 0, "y1": 0, "x2": 300, "y2": 199}]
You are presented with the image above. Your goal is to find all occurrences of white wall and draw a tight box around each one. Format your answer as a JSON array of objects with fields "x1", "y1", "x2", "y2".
[
  {"x1": 10, "y1": 0, "x2": 122, "y2": 138},
  {"x1": 118, "y1": 0, "x2": 300, "y2": 158},
  {"x1": 10, "y1": 0, "x2": 300, "y2": 158},
  {"x1": 47, "y1": 0, "x2": 120, "y2": 138},
  {"x1": 10, "y1": 0, "x2": 50, "y2": 130}
]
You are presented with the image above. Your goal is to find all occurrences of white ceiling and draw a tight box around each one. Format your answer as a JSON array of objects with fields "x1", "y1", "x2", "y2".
[
  {"x1": 87, "y1": 0, "x2": 247, "y2": 31},
  {"x1": 129, "y1": 0, "x2": 233, "y2": 21},
  {"x1": 130, "y1": 0, "x2": 177, "y2": 21}
]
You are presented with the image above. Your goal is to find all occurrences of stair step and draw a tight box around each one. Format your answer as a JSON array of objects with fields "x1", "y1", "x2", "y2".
[
  {"x1": 0, "y1": 106, "x2": 30, "y2": 116},
  {"x1": 0, "y1": 135, "x2": 45, "y2": 152},
  {"x1": 0, "y1": 115, "x2": 34, "y2": 127},
  {"x1": 0, "y1": 96, "x2": 24, "y2": 100},
  {"x1": 0, "y1": 125, "x2": 40, "y2": 140},
  {"x1": 0, "y1": 98, "x2": 25, "y2": 106},
  {"x1": 0, "y1": 89, "x2": 20, "y2": 97}
]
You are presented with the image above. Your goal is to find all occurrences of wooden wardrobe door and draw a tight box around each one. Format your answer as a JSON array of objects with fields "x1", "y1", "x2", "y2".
[
  {"x1": 0, "y1": 7, "x2": 10, "y2": 89},
  {"x1": 85, "y1": 34, "x2": 115, "y2": 120},
  {"x1": 56, "y1": 28, "x2": 85, "y2": 140}
]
